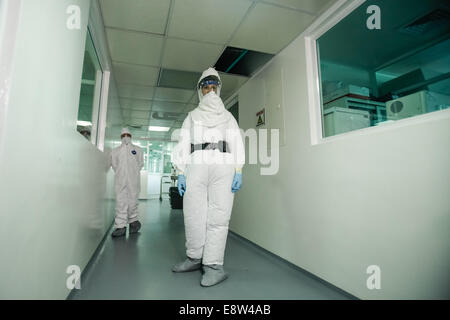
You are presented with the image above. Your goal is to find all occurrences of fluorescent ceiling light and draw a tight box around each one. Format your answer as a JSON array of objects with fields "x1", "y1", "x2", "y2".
[
  {"x1": 149, "y1": 126, "x2": 170, "y2": 132},
  {"x1": 77, "y1": 121, "x2": 92, "y2": 126}
]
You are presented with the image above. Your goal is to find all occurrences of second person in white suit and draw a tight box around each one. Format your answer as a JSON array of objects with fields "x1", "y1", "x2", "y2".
[{"x1": 109, "y1": 128, "x2": 144, "y2": 237}]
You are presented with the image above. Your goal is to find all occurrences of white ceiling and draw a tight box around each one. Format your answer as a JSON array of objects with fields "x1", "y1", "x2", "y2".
[
  {"x1": 99, "y1": 0, "x2": 334, "y2": 141},
  {"x1": 229, "y1": 2, "x2": 316, "y2": 53},
  {"x1": 264, "y1": 0, "x2": 335, "y2": 13}
]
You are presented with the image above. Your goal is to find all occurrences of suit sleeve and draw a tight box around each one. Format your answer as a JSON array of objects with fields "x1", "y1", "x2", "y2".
[{"x1": 172, "y1": 114, "x2": 191, "y2": 175}]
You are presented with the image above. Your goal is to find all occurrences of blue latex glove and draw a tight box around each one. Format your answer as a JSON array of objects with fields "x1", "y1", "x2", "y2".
[
  {"x1": 231, "y1": 173, "x2": 242, "y2": 193},
  {"x1": 177, "y1": 174, "x2": 186, "y2": 197}
]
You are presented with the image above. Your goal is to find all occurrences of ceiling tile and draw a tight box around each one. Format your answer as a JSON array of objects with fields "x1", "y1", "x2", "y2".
[
  {"x1": 149, "y1": 119, "x2": 175, "y2": 127},
  {"x1": 162, "y1": 38, "x2": 224, "y2": 72},
  {"x1": 120, "y1": 98, "x2": 152, "y2": 111},
  {"x1": 131, "y1": 128, "x2": 150, "y2": 136},
  {"x1": 230, "y1": 3, "x2": 315, "y2": 54},
  {"x1": 124, "y1": 118, "x2": 150, "y2": 127},
  {"x1": 121, "y1": 109, "x2": 132, "y2": 118},
  {"x1": 169, "y1": 0, "x2": 252, "y2": 44},
  {"x1": 100, "y1": 0, "x2": 170, "y2": 34},
  {"x1": 106, "y1": 109, "x2": 123, "y2": 127},
  {"x1": 148, "y1": 132, "x2": 170, "y2": 140},
  {"x1": 131, "y1": 110, "x2": 150, "y2": 119},
  {"x1": 262, "y1": 0, "x2": 334, "y2": 13},
  {"x1": 151, "y1": 101, "x2": 187, "y2": 113},
  {"x1": 113, "y1": 62, "x2": 159, "y2": 87},
  {"x1": 154, "y1": 87, "x2": 195, "y2": 103},
  {"x1": 159, "y1": 69, "x2": 202, "y2": 90},
  {"x1": 118, "y1": 84, "x2": 155, "y2": 100},
  {"x1": 106, "y1": 28, "x2": 163, "y2": 66}
]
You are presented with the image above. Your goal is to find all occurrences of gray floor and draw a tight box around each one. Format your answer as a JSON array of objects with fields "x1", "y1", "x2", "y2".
[{"x1": 69, "y1": 200, "x2": 355, "y2": 300}]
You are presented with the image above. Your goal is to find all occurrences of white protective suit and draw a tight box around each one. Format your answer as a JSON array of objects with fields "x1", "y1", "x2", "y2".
[
  {"x1": 110, "y1": 131, "x2": 144, "y2": 229},
  {"x1": 172, "y1": 68, "x2": 245, "y2": 266}
]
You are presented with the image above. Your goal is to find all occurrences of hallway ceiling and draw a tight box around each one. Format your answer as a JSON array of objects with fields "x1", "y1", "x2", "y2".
[{"x1": 99, "y1": 0, "x2": 334, "y2": 142}]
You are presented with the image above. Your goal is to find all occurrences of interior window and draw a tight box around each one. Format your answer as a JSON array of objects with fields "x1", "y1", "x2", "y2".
[
  {"x1": 77, "y1": 28, "x2": 103, "y2": 144},
  {"x1": 317, "y1": 0, "x2": 450, "y2": 137}
]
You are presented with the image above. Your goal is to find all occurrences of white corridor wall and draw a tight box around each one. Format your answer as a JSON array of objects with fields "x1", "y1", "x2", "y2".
[
  {"x1": 229, "y1": 3, "x2": 450, "y2": 300},
  {"x1": 0, "y1": 0, "x2": 121, "y2": 299}
]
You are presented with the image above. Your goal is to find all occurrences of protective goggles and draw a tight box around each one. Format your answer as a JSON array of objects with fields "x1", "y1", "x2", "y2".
[{"x1": 198, "y1": 78, "x2": 220, "y2": 89}]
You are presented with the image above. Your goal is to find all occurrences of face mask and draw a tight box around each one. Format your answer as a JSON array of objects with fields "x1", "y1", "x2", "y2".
[
  {"x1": 198, "y1": 90, "x2": 225, "y2": 115},
  {"x1": 122, "y1": 137, "x2": 131, "y2": 145},
  {"x1": 201, "y1": 90, "x2": 220, "y2": 104},
  {"x1": 204, "y1": 90, "x2": 217, "y2": 97}
]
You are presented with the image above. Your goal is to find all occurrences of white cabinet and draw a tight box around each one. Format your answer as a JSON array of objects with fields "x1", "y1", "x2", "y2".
[
  {"x1": 323, "y1": 96, "x2": 386, "y2": 125},
  {"x1": 323, "y1": 107, "x2": 370, "y2": 137}
]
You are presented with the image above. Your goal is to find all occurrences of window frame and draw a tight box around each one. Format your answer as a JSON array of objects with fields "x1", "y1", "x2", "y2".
[
  {"x1": 85, "y1": 4, "x2": 111, "y2": 152},
  {"x1": 304, "y1": 0, "x2": 450, "y2": 145},
  {"x1": 81, "y1": 27, "x2": 104, "y2": 147}
]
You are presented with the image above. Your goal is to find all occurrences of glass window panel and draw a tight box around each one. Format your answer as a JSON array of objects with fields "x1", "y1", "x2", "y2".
[
  {"x1": 77, "y1": 29, "x2": 103, "y2": 144},
  {"x1": 316, "y1": 0, "x2": 450, "y2": 138}
]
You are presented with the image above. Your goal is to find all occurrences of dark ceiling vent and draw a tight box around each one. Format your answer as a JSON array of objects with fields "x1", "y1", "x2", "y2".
[
  {"x1": 158, "y1": 69, "x2": 201, "y2": 90},
  {"x1": 215, "y1": 46, "x2": 274, "y2": 77},
  {"x1": 126, "y1": 124, "x2": 143, "y2": 129},
  {"x1": 399, "y1": 8, "x2": 450, "y2": 36}
]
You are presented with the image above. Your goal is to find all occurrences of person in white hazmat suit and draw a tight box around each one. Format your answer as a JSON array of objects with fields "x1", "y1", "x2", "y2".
[
  {"x1": 109, "y1": 128, "x2": 144, "y2": 237},
  {"x1": 171, "y1": 67, "x2": 245, "y2": 287}
]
